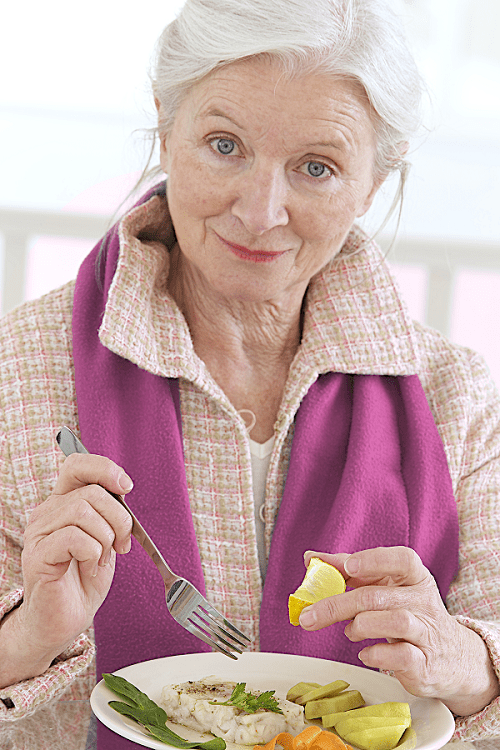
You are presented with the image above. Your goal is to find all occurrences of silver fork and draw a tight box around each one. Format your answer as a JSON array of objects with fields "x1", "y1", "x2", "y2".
[{"x1": 56, "y1": 426, "x2": 251, "y2": 659}]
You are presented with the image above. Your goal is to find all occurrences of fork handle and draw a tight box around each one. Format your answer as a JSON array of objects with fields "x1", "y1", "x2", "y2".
[{"x1": 56, "y1": 426, "x2": 180, "y2": 590}]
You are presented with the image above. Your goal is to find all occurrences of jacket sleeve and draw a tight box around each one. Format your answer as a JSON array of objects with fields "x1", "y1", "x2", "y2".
[
  {"x1": 0, "y1": 432, "x2": 95, "y2": 723},
  {"x1": 438, "y1": 350, "x2": 500, "y2": 739},
  {"x1": 0, "y1": 590, "x2": 95, "y2": 722},
  {"x1": 0, "y1": 287, "x2": 96, "y2": 724}
]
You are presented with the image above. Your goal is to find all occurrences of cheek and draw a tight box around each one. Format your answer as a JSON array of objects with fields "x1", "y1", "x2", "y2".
[
  {"x1": 297, "y1": 189, "x2": 358, "y2": 245},
  {"x1": 168, "y1": 150, "x2": 229, "y2": 220},
  {"x1": 293, "y1": 190, "x2": 362, "y2": 272}
]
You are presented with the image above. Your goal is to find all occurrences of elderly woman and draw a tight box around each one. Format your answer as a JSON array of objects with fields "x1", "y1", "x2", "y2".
[{"x1": 1, "y1": 0, "x2": 500, "y2": 748}]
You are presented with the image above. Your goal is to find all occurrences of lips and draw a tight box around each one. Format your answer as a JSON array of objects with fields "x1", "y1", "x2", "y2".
[{"x1": 216, "y1": 233, "x2": 287, "y2": 263}]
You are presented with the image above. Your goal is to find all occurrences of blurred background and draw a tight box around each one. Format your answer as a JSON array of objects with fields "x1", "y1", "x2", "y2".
[{"x1": 1, "y1": 0, "x2": 499, "y2": 382}]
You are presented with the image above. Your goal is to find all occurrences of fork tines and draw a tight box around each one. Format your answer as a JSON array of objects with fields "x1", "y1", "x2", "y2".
[
  {"x1": 201, "y1": 600, "x2": 251, "y2": 648},
  {"x1": 186, "y1": 605, "x2": 250, "y2": 659},
  {"x1": 184, "y1": 618, "x2": 238, "y2": 659},
  {"x1": 168, "y1": 580, "x2": 251, "y2": 659}
]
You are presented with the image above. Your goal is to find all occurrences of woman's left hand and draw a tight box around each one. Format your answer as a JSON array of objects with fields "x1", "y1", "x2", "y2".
[{"x1": 299, "y1": 547, "x2": 499, "y2": 716}]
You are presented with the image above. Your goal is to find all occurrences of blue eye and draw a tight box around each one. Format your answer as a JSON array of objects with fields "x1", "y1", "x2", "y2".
[
  {"x1": 215, "y1": 138, "x2": 236, "y2": 155},
  {"x1": 298, "y1": 160, "x2": 334, "y2": 180},
  {"x1": 307, "y1": 162, "x2": 327, "y2": 178}
]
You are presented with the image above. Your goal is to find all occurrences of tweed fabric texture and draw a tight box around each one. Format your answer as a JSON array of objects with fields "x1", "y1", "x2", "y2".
[{"x1": 1, "y1": 196, "x2": 500, "y2": 743}]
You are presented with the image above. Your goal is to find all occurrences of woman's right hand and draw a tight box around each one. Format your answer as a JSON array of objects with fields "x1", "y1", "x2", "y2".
[{"x1": 0, "y1": 453, "x2": 133, "y2": 686}]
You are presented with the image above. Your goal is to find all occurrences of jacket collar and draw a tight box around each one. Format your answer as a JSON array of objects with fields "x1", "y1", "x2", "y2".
[
  {"x1": 99, "y1": 194, "x2": 420, "y2": 381},
  {"x1": 303, "y1": 225, "x2": 420, "y2": 375}
]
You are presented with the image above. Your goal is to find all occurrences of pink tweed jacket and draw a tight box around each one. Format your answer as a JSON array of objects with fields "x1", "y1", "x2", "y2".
[{"x1": 1, "y1": 195, "x2": 500, "y2": 746}]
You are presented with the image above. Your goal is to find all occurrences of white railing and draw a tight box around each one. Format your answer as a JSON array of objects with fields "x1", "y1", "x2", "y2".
[
  {"x1": 0, "y1": 207, "x2": 499, "y2": 338},
  {"x1": 386, "y1": 236, "x2": 500, "y2": 336}
]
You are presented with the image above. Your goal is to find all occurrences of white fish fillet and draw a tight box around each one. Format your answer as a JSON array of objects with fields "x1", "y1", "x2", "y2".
[{"x1": 160, "y1": 676, "x2": 305, "y2": 745}]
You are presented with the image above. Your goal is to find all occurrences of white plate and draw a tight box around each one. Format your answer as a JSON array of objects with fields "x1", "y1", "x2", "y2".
[{"x1": 91, "y1": 652, "x2": 455, "y2": 750}]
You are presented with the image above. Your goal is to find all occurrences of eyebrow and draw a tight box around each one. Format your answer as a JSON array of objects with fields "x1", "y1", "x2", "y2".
[
  {"x1": 198, "y1": 107, "x2": 347, "y2": 153},
  {"x1": 197, "y1": 107, "x2": 244, "y2": 130},
  {"x1": 303, "y1": 140, "x2": 345, "y2": 152}
]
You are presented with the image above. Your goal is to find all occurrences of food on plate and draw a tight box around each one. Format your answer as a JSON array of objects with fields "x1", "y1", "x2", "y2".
[
  {"x1": 287, "y1": 681, "x2": 365, "y2": 719},
  {"x1": 322, "y1": 704, "x2": 411, "y2": 727},
  {"x1": 160, "y1": 676, "x2": 305, "y2": 745},
  {"x1": 288, "y1": 558, "x2": 346, "y2": 626},
  {"x1": 103, "y1": 673, "x2": 226, "y2": 749},
  {"x1": 328, "y1": 704, "x2": 412, "y2": 749},
  {"x1": 286, "y1": 683, "x2": 322, "y2": 702},
  {"x1": 337, "y1": 725, "x2": 409, "y2": 750},
  {"x1": 390, "y1": 727, "x2": 417, "y2": 750},
  {"x1": 103, "y1": 671, "x2": 412, "y2": 750},
  {"x1": 337, "y1": 718, "x2": 409, "y2": 734},
  {"x1": 287, "y1": 681, "x2": 411, "y2": 750},
  {"x1": 295, "y1": 681, "x2": 350, "y2": 705},
  {"x1": 254, "y1": 725, "x2": 351, "y2": 750},
  {"x1": 305, "y1": 691, "x2": 365, "y2": 719}
]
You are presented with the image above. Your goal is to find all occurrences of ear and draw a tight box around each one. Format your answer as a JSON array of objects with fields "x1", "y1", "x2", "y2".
[
  {"x1": 356, "y1": 172, "x2": 387, "y2": 218},
  {"x1": 357, "y1": 141, "x2": 409, "y2": 218},
  {"x1": 155, "y1": 97, "x2": 170, "y2": 174}
]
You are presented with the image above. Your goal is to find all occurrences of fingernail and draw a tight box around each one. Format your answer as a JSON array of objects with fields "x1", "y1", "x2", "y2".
[
  {"x1": 358, "y1": 650, "x2": 371, "y2": 666},
  {"x1": 344, "y1": 556, "x2": 360, "y2": 575},
  {"x1": 119, "y1": 473, "x2": 133, "y2": 492},
  {"x1": 299, "y1": 607, "x2": 317, "y2": 628},
  {"x1": 120, "y1": 538, "x2": 132, "y2": 554}
]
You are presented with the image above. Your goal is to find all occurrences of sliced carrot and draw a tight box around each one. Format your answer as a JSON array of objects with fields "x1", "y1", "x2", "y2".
[
  {"x1": 254, "y1": 726, "x2": 351, "y2": 750},
  {"x1": 308, "y1": 731, "x2": 351, "y2": 750},
  {"x1": 293, "y1": 726, "x2": 323, "y2": 750},
  {"x1": 255, "y1": 732, "x2": 295, "y2": 750}
]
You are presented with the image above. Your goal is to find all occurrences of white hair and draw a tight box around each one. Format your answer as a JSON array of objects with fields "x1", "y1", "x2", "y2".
[{"x1": 151, "y1": 0, "x2": 423, "y2": 181}]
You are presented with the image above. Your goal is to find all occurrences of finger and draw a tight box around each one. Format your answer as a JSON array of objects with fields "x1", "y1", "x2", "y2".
[
  {"x1": 299, "y1": 582, "x2": 418, "y2": 630},
  {"x1": 34, "y1": 526, "x2": 108, "y2": 581},
  {"x1": 28, "y1": 485, "x2": 133, "y2": 558},
  {"x1": 53, "y1": 453, "x2": 133, "y2": 498},
  {"x1": 343, "y1": 547, "x2": 427, "y2": 587},
  {"x1": 344, "y1": 608, "x2": 426, "y2": 645},
  {"x1": 358, "y1": 640, "x2": 426, "y2": 683},
  {"x1": 303, "y1": 548, "x2": 428, "y2": 589},
  {"x1": 29, "y1": 492, "x2": 115, "y2": 567}
]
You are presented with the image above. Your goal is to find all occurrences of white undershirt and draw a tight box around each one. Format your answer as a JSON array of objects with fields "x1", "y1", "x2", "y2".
[{"x1": 249, "y1": 435, "x2": 275, "y2": 579}]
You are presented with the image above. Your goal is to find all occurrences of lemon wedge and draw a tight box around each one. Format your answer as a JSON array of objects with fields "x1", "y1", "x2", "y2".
[{"x1": 288, "y1": 557, "x2": 346, "y2": 626}]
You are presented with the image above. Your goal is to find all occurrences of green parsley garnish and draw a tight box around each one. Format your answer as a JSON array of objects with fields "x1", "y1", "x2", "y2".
[
  {"x1": 209, "y1": 682, "x2": 283, "y2": 714},
  {"x1": 103, "y1": 673, "x2": 226, "y2": 749}
]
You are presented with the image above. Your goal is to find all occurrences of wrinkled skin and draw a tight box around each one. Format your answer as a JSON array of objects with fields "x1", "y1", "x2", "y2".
[
  {"x1": 299, "y1": 547, "x2": 500, "y2": 717},
  {"x1": 0, "y1": 454, "x2": 133, "y2": 687}
]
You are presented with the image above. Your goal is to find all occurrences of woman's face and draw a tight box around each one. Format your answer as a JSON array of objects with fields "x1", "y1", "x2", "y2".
[{"x1": 159, "y1": 57, "x2": 383, "y2": 307}]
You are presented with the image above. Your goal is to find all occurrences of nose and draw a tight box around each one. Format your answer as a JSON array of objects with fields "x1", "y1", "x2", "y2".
[{"x1": 231, "y1": 165, "x2": 289, "y2": 235}]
